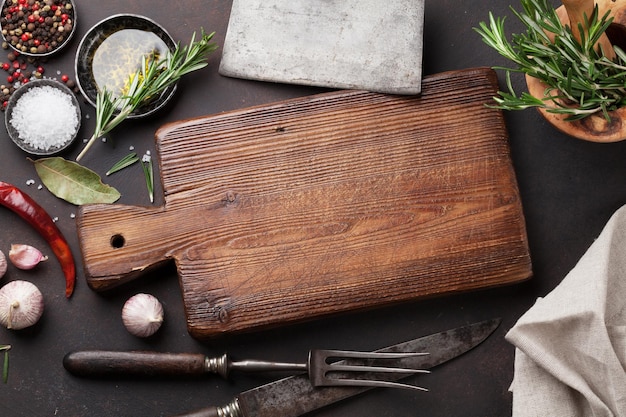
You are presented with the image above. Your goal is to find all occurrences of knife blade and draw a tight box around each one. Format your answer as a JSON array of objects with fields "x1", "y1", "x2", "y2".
[{"x1": 170, "y1": 318, "x2": 500, "y2": 417}]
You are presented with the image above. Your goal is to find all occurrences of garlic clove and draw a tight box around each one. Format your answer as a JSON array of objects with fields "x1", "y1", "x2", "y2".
[
  {"x1": 9, "y1": 244, "x2": 48, "y2": 270},
  {"x1": 122, "y1": 293, "x2": 164, "y2": 338},
  {"x1": 0, "y1": 250, "x2": 6, "y2": 279},
  {"x1": 0, "y1": 280, "x2": 44, "y2": 330}
]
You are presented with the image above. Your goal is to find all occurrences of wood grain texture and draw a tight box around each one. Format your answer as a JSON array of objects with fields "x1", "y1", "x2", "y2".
[{"x1": 77, "y1": 67, "x2": 532, "y2": 339}]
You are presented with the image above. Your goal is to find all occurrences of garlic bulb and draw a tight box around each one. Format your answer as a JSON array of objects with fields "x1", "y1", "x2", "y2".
[
  {"x1": 0, "y1": 280, "x2": 44, "y2": 330},
  {"x1": 9, "y1": 244, "x2": 48, "y2": 270},
  {"x1": 122, "y1": 293, "x2": 164, "y2": 337},
  {"x1": 0, "y1": 250, "x2": 6, "y2": 279}
]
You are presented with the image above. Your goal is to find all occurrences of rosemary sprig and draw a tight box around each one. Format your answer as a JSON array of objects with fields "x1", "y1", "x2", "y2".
[
  {"x1": 76, "y1": 30, "x2": 218, "y2": 161},
  {"x1": 106, "y1": 152, "x2": 139, "y2": 176},
  {"x1": 475, "y1": 0, "x2": 626, "y2": 120},
  {"x1": 141, "y1": 152, "x2": 154, "y2": 203},
  {"x1": 1, "y1": 345, "x2": 10, "y2": 384},
  {"x1": 106, "y1": 151, "x2": 154, "y2": 203}
]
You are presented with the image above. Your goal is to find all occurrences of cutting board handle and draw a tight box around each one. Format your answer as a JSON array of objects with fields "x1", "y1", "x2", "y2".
[{"x1": 77, "y1": 203, "x2": 183, "y2": 292}]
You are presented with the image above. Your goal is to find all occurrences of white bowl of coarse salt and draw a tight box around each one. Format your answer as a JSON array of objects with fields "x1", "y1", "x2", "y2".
[{"x1": 5, "y1": 79, "x2": 81, "y2": 156}]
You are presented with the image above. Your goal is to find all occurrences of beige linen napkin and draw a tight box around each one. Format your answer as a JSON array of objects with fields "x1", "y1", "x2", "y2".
[{"x1": 506, "y1": 205, "x2": 626, "y2": 417}]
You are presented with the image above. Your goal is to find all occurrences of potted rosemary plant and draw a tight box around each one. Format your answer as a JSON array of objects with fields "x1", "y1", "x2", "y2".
[{"x1": 476, "y1": 0, "x2": 626, "y2": 142}]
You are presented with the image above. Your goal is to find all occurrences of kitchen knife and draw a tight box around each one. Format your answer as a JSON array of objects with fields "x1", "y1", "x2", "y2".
[{"x1": 168, "y1": 318, "x2": 500, "y2": 417}]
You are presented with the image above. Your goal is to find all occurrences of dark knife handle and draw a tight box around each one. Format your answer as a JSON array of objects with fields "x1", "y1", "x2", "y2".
[
  {"x1": 171, "y1": 398, "x2": 241, "y2": 417},
  {"x1": 63, "y1": 350, "x2": 209, "y2": 377},
  {"x1": 171, "y1": 407, "x2": 219, "y2": 417}
]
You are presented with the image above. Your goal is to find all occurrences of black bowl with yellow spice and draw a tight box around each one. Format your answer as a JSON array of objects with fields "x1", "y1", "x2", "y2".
[{"x1": 74, "y1": 14, "x2": 177, "y2": 119}]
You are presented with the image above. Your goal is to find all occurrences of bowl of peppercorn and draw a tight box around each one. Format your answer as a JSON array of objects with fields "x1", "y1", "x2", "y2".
[
  {"x1": 0, "y1": 0, "x2": 77, "y2": 57},
  {"x1": 5, "y1": 78, "x2": 81, "y2": 155},
  {"x1": 75, "y1": 14, "x2": 177, "y2": 119}
]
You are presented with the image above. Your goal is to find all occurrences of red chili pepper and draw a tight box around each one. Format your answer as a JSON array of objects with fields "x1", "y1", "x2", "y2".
[{"x1": 0, "y1": 181, "x2": 75, "y2": 298}]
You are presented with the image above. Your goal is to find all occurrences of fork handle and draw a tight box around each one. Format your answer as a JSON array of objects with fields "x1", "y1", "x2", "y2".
[
  {"x1": 63, "y1": 350, "x2": 210, "y2": 377},
  {"x1": 63, "y1": 350, "x2": 307, "y2": 378}
]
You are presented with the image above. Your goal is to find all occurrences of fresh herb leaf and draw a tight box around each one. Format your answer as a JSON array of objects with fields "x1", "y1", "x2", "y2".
[
  {"x1": 106, "y1": 152, "x2": 139, "y2": 176},
  {"x1": 1, "y1": 345, "x2": 10, "y2": 384},
  {"x1": 141, "y1": 152, "x2": 154, "y2": 203},
  {"x1": 32, "y1": 157, "x2": 121, "y2": 205}
]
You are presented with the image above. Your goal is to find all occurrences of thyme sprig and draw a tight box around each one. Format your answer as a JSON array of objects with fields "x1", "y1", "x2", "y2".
[
  {"x1": 475, "y1": 0, "x2": 626, "y2": 120},
  {"x1": 76, "y1": 30, "x2": 218, "y2": 161}
]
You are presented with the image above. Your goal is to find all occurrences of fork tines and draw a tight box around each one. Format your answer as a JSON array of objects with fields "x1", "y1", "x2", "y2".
[{"x1": 313, "y1": 349, "x2": 430, "y2": 391}]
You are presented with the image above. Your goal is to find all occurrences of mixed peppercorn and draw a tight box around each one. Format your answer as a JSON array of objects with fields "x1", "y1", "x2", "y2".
[
  {"x1": 0, "y1": 0, "x2": 74, "y2": 55},
  {"x1": 0, "y1": 48, "x2": 74, "y2": 109},
  {"x1": 0, "y1": 0, "x2": 77, "y2": 109}
]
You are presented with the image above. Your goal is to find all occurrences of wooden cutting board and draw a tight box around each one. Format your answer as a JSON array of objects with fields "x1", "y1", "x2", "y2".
[{"x1": 77, "y1": 68, "x2": 532, "y2": 340}]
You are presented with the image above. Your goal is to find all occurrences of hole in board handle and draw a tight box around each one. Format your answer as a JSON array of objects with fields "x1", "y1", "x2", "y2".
[{"x1": 110, "y1": 234, "x2": 126, "y2": 249}]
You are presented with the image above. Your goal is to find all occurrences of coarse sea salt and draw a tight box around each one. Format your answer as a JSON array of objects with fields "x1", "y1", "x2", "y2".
[{"x1": 9, "y1": 85, "x2": 79, "y2": 151}]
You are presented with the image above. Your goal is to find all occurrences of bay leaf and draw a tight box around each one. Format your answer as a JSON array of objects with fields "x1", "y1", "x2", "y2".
[{"x1": 32, "y1": 157, "x2": 121, "y2": 205}]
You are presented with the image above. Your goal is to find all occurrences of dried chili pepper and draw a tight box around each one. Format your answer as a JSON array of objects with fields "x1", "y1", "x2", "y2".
[{"x1": 0, "y1": 181, "x2": 75, "y2": 297}]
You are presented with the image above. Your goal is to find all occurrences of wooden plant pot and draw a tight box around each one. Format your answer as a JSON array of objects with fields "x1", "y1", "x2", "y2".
[{"x1": 526, "y1": 0, "x2": 626, "y2": 142}]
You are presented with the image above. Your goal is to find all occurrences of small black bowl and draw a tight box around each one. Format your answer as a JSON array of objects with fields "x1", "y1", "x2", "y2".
[
  {"x1": 75, "y1": 14, "x2": 177, "y2": 119},
  {"x1": 5, "y1": 79, "x2": 81, "y2": 156},
  {"x1": 0, "y1": 0, "x2": 77, "y2": 57}
]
